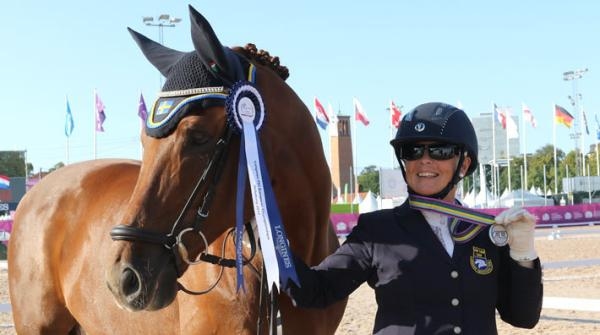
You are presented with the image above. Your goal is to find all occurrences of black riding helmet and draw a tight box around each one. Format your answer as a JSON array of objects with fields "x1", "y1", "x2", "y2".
[{"x1": 390, "y1": 102, "x2": 478, "y2": 199}]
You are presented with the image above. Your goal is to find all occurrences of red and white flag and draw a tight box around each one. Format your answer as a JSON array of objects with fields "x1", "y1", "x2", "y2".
[
  {"x1": 494, "y1": 103, "x2": 506, "y2": 129},
  {"x1": 390, "y1": 100, "x2": 402, "y2": 128},
  {"x1": 522, "y1": 103, "x2": 537, "y2": 128},
  {"x1": 314, "y1": 97, "x2": 329, "y2": 130},
  {"x1": 353, "y1": 97, "x2": 369, "y2": 126}
]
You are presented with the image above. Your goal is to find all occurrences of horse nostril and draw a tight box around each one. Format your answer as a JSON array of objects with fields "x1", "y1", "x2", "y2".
[{"x1": 120, "y1": 267, "x2": 141, "y2": 297}]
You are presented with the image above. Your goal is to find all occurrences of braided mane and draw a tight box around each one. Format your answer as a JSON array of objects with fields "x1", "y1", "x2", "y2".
[{"x1": 238, "y1": 43, "x2": 289, "y2": 81}]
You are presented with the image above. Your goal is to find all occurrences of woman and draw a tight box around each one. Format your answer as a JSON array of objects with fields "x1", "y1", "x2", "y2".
[{"x1": 283, "y1": 102, "x2": 542, "y2": 335}]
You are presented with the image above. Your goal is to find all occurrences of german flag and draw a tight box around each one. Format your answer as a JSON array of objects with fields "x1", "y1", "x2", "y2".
[{"x1": 555, "y1": 104, "x2": 574, "y2": 128}]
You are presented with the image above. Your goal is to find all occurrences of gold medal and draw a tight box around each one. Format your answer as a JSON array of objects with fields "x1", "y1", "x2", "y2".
[{"x1": 488, "y1": 224, "x2": 509, "y2": 247}]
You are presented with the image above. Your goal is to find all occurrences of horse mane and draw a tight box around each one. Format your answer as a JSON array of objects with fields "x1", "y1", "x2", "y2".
[{"x1": 238, "y1": 43, "x2": 289, "y2": 81}]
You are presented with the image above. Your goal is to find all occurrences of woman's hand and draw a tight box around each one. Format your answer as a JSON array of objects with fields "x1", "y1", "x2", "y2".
[{"x1": 495, "y1": 207, "x2": 538, "y2": 262}]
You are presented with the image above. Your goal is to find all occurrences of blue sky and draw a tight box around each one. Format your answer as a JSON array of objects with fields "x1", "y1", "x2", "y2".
[{"x1": 3, "y1": 1, "x2": 600, "y2": 173}]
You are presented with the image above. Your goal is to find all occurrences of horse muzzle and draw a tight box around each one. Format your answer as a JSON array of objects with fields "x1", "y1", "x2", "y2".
[{"x1": 107, "y1": 256, "x2": 179, "y2": 311}]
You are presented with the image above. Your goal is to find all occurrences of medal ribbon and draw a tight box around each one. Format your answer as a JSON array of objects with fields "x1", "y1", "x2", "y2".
[{"x1": 409, "y1": 194, "x2": 496, "y2": 244}]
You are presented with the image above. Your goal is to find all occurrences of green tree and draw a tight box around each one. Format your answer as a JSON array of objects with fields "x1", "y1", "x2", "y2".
[
  {"x1": 357, "y1": 165, "x2": 379, "y2": 194},
  {"x1": 48, "y1": 162, "x2": 65, "y2": 173},
  {"x1": 0, "y1": 151, "x2": 29, "y2": 177},
  {"x1": 498, "y1": 156, "x2": 524, "y2": 191},
  {"x1": 527, "y1": 145, "x2": 559, "y2": 194}
]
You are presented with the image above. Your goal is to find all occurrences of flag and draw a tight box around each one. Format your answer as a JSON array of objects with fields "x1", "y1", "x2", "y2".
[
  {"x1": 522, "y1": 103, "x2": 537, "y2": 128},
  {"x1": 138, "y1": 93, "x2": 148, "y2": 122},
  {"x1": 583, "y1": 109, "x2": 590, "y2": 135},
  {"x1": 95, "y1": 92, "x2": 106, "y2": 132},
  {"x1": 65, "y1": 99, "x2": 74, "y2": 137},
  {"x1": 494, "y1": 104, "x2": 506, "y2": 129},
  {"x1": 0, "y1": 175, "x2": 9, "y2": 190},
  {"x1": 555, "y1": 104, "x2": 574, "y2": 128},
  {"x1": 314, "y1": 97, "x2": 329, "y2": 130},
  {"x1": 353, "y1": 97, "x2": 369, "y2": 126},
  {"x1": 327, "y1": 103, "x2": 336, "y2": 124},
  {"x1": 505, "y1": 108, "x2": 519, "y2": 139},
  {"x1": 390, "y1": 100, "x2": 402, "y2": 128}
]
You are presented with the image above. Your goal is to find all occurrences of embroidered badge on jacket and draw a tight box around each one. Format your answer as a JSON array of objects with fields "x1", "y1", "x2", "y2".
[{"x1": 470, "y1": 246, "x2": 493, "y2": 275}]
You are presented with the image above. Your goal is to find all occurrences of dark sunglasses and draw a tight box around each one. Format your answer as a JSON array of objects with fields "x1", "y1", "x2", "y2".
[{"x1": 399, "y1": 143, "x2": 461, "y2": 161}]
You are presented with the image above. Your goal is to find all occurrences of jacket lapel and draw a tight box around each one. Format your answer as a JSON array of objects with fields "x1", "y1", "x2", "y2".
[{"x1": 394, "y1": 202, "x2": 453, "y2": 263}]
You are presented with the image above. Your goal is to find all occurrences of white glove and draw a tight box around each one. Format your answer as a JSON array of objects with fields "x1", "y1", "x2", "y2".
[{"x1": 495, "y1": 207, "x2": 538, "y2": 261}]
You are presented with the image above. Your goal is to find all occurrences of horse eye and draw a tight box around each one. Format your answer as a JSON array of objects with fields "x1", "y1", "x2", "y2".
[{"x1": 188, "y1": 131, "x2": 212, "y2": 147}]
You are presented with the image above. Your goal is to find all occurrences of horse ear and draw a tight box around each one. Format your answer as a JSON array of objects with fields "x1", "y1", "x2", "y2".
[
  {"x1": 188, "y1": 5, "x2": 235, "y2": 82},
  {"x1": 128, "y1": 27, "x2": 185, "y2": 77}
]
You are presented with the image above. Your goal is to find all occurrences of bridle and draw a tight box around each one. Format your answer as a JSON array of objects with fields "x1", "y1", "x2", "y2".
[
  {"x1": 110, "y1": 121, "x2": 258, "y2": 294},
  {"x1": 110, "y1": 46, "x2": 259, "y2": 292}
]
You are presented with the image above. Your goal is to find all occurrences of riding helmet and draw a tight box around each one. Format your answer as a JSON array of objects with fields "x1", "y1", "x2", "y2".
[{"x1": 390, "y1": 102, "x2": 478, "y2": 177}]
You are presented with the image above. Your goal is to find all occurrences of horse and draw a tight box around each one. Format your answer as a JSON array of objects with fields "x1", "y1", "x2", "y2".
[{"x1": 8, "y1": 6, "x2": 346, "y2": 334}]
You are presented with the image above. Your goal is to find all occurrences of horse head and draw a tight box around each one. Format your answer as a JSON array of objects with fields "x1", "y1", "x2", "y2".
[{"x1": 107, "y1": 5, "x2": 328, "y2": 313}]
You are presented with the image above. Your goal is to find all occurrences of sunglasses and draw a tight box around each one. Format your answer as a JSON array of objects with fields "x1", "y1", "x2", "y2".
[{"x1": 399, "y1": 143, "x2": 461, "y2": 161}]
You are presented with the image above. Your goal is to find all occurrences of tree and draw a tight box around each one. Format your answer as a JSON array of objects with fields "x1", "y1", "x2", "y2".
[
  {"x1": 358, "y1": 165, "x2": 379, "y2": 194},
  {"x1": 527, "y1": 145, "x2": 557, "y2": 194},
  {"x1": 48, "y1": 162, "x2": 65, "y2": 173},
  {"x1": 0, "y1": 151, "x2": 28, "y2": 177}
]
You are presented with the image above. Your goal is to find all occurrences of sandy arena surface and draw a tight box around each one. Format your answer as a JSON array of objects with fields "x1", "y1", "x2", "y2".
[{"x1": 1, "y1": 225, "x2": 599, "y2": 334}]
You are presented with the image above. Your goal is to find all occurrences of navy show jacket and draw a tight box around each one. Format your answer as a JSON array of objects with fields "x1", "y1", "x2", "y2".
[{"x1": 284, "y1": 201, "x2": 543, "y2": 335}]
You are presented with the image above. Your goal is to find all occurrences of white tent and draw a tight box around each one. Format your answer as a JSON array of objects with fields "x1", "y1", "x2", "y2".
[
  {"x1": 461, "y1": 190, "x2": 476, "y2": 207},
  {"x1": 474, "y1": 188, "x2": 496, "y2": 208},
  {"x1": 498, "y1": 189, "x2": 547, "y2": 207},
  {"x1": 359, "y1": 191, "x2": 379, "y2": 213},
  {"x1": 352, "y1": 193, "x2": 362, "y2": 204}
]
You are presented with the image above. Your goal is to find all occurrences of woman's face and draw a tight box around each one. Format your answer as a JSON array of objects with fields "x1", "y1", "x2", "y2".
[{"x1": 402, "y1": 141, "x2": 471, "y2": 202}]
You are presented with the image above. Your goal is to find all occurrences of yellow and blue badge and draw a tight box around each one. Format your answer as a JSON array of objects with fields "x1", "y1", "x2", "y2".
[{"x1": 470, "y1": 246, "x2": 493, "y2": 275}]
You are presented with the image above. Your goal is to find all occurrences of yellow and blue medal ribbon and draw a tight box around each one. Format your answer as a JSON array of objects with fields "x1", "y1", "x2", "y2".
[
  {"x1": 227, "y1": 78, "x2": 298, "y2": 294},
  {"x1": 409, "y1": 194, "x2": 500, "y2": 244}
]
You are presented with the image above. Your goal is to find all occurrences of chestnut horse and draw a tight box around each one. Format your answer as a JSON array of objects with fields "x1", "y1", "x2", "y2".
[{"x1": 8, "y1": 6, "x2": 346, "y2": 334}]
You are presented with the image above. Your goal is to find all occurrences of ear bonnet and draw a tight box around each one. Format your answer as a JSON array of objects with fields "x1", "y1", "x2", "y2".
[{"x1": 129, "y1": 5, "x2": 254, "y2": 138}]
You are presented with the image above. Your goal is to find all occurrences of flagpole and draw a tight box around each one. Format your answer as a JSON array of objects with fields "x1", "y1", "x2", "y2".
[
  {"x1": 522, "y1": 103, "x2": 528, "y2": 190},
  {"x1": 327, "y1": 102, "x2": 335, "y2": 159},
  {"x1": 93, "y1": 88, "x2": 97, "y2": 160},
  {"x1": 491, "y1": 102, "x2": 497, "y2": 199},
  {"x1": 352, "y1": 107, "x2": 358, "y2": 198},
  {"x1": 553, "y1": 103, "x2": 558, "y2": 194},
  {"x1": 66, "y1": 134, "x2": 70, "y2": 165},
  {"x1": 596, "y1": 114, "x2": 600, "y2": 176},
  {"x1": 543, "y1": 165, "x2": 548, "y2": 205},
  {"x1": 66, "y1": 95, "x2": 70, "y2": 165},
  {"x1": 389, "y1": 103, "x2": 394, "y2": 169},
  {"x1": 506, "y1": 106, "x2": 511, "y2": 193}
]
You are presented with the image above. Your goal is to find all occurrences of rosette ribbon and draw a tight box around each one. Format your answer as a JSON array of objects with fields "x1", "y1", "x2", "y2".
[{"x1": 227, "y1": 81, "x2": 299, "y2": 293}]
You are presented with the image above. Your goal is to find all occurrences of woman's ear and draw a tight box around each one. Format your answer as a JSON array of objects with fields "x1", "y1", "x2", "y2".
[{"x1": 460, "y1": 155, "x2": 472, "y2": 178}]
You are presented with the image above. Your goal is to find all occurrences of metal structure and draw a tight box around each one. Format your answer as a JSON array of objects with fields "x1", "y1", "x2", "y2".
[
  {"x1": 563, "y1": 68, "x2": 588, "y2": 176},
  {"x1": 142, "y1": 14, "x2": 182, "y2": 86}
]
